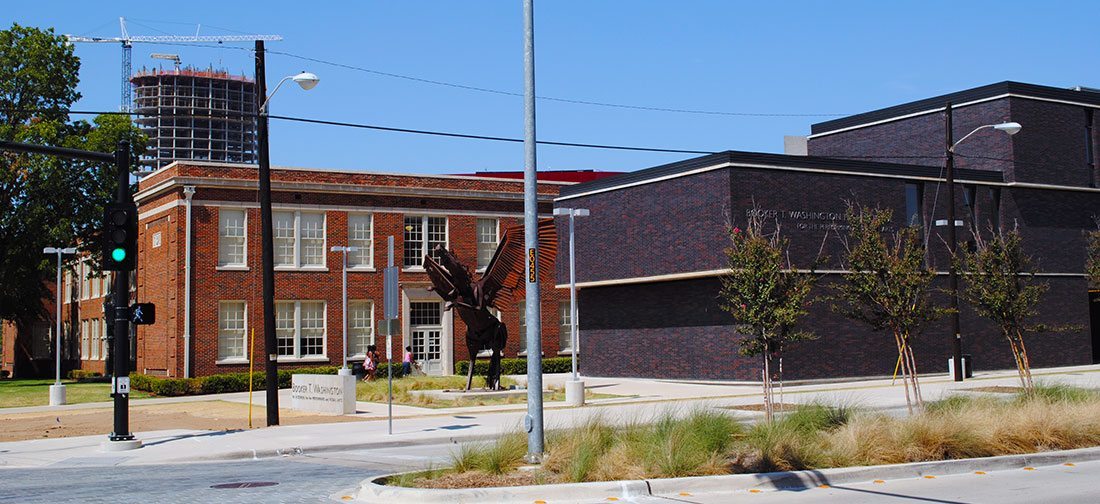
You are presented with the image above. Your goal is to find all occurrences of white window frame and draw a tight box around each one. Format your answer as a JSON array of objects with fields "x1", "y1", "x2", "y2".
[
  {"x1": 558, "y1": 300, "x2": 574, "y2": 354},
  {"x1": 217, "y1": 208, "x2": 248, "y2": 269},
  {"x1": 402, "y1": 215, "x2": 449, "y2": 271},
  {"x1": 274, "y1": 300, "x2": 328, "y2": 361},
  {"x1": 81, "y1": 319, "x2": 90, "y2": 359},
  {"x1": 516, "y1": 301, "x2": 528, "y2": 356},
  {"x1": 89, "y1": 318, "x2": 100, "y2": 360},
  {"x1": 348, "y1": 300, "x2": 375, "y2": 358},
  {"x1": 216, "y1": 301, "x2": 248, "y2": 363},
  {"x1": 64, "y1": 269, "x2": 73, "y2": 301},
  {"x1": 347, "y1": 213, "x2": 375, "y2": 270},
  {"x1": 81, "y1": 261, "x2": 91, "y2": 300},
  {"x1": 100, "y1": 318, "x2": 108, "y2": 360},
  {"x1": 273, "y1": 210, "x2": 328, "y2": 270},
  {"x1": 476, "y1": 218, "x2": 500, "y2": 272}
]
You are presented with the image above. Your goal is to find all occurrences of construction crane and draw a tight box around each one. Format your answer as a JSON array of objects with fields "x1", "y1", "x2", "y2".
[
  {"x1": 65, "y1": 17, "x2": 282, "y2": 112},
  {"x1": 150, "y1": 53, "x2": 182, "y2": 71}
]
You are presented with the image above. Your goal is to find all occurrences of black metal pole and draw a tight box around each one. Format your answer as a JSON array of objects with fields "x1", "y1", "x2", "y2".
[
  {"x1": 110, "y1": 140, "x2": 134, "y2": 441},
  {"x1": 256, "y1": 40, "x2": 280, "y2": 426},
  {"x1": 945, "y1": 102, "x2": 964, "y2": 382}
]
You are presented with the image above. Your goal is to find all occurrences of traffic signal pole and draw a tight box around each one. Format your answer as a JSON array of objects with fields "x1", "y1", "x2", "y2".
[{"x1": 109, "y1": 141, "x2": 136, "y2": 444}]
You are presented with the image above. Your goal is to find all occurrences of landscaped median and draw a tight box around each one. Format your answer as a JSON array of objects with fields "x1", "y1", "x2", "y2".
[{"x1": 353, "y1": 384, "x2": 1100, "y2": 502}]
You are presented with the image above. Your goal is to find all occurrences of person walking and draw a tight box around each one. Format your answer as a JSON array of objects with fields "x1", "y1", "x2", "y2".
[
  {"x1": 363, "y1": 345, "x2": 377, "y2": 382},
  {"x1": 402, "y1": 346, "x2": 413, "y2": 377}
]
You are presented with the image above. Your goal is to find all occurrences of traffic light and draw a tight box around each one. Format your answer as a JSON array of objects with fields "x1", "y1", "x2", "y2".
[{"x1": 102, "y1": 203, "x2": 137, "y2": 271}]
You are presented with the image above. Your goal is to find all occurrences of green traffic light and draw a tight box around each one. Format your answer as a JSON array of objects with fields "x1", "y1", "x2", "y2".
[{"x1": 112, "y1": 248, "x2": 127, "y2": 262}]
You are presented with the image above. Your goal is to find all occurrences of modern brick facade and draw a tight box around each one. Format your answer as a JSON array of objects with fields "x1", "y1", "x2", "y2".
[{"x1": 561, "y1": 81, "x2": 1100, "y2": 381}]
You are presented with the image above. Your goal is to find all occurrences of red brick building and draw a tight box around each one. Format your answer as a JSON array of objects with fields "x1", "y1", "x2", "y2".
[{"x1": 128, "y1": 161, "x2": 576, "y2": 378}]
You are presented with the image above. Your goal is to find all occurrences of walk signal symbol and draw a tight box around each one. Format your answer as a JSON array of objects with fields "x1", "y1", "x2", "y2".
[{"x1": 103, "y1": 203, "x2": 137, "y2": 271}]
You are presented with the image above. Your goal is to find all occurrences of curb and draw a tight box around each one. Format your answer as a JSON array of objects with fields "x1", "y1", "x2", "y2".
[
  {"x1": 353, "y1": 446, "x2": 1100, "y2": 503},
  {"x1": 170, "y1": 432, "x2": 506, "y2": 464}
]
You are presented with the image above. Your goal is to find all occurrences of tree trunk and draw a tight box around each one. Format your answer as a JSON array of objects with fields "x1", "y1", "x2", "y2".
[
  {"x1": 893, "y1": 330, "x2": 913, "y2": 415},
  {"x1": 1006, "y1": 335, "x2": 1027, "y2": 389},
  {"x1": 903, "y1": 339, "x2": 923, "y2": 407},
  {"x1": 1015, "y1": 328, "x2": 1035, "y2": 391},
  {"x1": 762, "y1": 351, "x2": 773, "y2": 422}
]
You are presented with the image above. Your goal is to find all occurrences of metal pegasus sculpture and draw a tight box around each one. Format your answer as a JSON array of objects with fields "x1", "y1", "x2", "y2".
[{"x1": 423, "y1": 218, "x2": 557, "y2": 391}]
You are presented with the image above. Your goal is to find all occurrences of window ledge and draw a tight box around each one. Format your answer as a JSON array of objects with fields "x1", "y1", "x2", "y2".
[
  {"x1": 275, "y1": 356, "x2": 330, "y2": 363},
  {"x1": 216, "y1": 265, "x2": 250, "y2": 272},
  {"x1": 216, "y1": 358, "x2": 249, "y2": 365},
  {"x1": 275, "y1": 267, "x2": 330, "y2": 273},
  {"x1": 517, "y1": 352, "x2": 544, "y2": 357},
  {"x1": 557, "y1": 349, "x2": 575, "y2": 356},
  {"x1": 402, "y1": 267, "x2": 426, "y2": 273},
  {"x1": 347, "y1": 267, "x2": 376, "y2": 273}
]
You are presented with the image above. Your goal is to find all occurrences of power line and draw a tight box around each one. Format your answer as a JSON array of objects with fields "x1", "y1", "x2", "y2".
[
  {"x1": 265, "y1": 50, "x2": 849, "y2": 118},
  {"x1": 37, "y1": 109, "x2": 720, "y2": 155}
]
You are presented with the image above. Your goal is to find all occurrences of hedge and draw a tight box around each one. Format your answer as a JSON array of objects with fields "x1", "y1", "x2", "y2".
[
  {"x1": 67, "y1": 370, "x2": 108, "y2": 382},
  {"x1": 130, "y1": 365, "x2": 341, "y2": 397},
  {"x1": 455, "y1": 356, "x2": 573, "y2": 376}
]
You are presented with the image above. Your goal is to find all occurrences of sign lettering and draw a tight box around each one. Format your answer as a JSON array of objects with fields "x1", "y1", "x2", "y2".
[{"x1": 528, "y1": 248, "x2": 537, "y2": 283}]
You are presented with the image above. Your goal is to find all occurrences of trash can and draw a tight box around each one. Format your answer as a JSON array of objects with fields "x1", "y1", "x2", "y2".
[{"x1": 351, "y1": 361, "x2": 365, "y2": 381}]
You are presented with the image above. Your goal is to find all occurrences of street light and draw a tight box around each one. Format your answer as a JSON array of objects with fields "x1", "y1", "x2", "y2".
[
  {"x1": 255, "y1": 39, "x2": 320, "y2": 426},
  {"x1": 331, "y1": 245, "x2": 360, "y2": 375},
  {"x1": 43, "y1": 246, "x2": 77, "y2": 406},
  {"x1": 943, "y1": 102, "x2": 1022, "y2": 382},
  {"x1": 553, "y1": 207, "x2": 589, "y2": 407}
]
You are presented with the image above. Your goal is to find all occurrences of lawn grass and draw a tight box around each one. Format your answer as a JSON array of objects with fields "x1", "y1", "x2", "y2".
[
  {"x1": 355, "y1": 375, "x2": 620, "y2": 408},
  {"x1": 0, "y1": 379, "x2": 152, "y2": 408},
  {"x1": 396, "y1": 383, "x2": 1100, "y2": 488}
]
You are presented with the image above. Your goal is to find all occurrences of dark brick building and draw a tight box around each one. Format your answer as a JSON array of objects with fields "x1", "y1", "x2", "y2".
[{"x1": 561, "y1": 81, "x2": 1100, "y2": 381}]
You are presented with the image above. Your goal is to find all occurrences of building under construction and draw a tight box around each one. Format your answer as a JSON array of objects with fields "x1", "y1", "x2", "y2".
[{"x1": 131, "y1": 67, "x2": 258, "y2": 169}]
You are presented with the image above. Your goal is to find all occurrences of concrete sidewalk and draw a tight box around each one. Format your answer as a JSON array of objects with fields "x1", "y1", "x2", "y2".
[{"x1": 1, "y1": 364, "x2": 1098, "y2": 469}]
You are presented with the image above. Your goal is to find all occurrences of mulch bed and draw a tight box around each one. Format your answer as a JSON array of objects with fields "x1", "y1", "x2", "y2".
[
  {"x1": 962, "y1": 386, "x2": 1026, "y2": 394},
  {"x1": 723, "y1": 403, "x2": 802, "y2": 412}
]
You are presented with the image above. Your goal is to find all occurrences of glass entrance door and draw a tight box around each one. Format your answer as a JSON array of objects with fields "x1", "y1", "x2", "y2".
[{"x1": 410, "y1": 301, "x2": 443, "y2": 374}]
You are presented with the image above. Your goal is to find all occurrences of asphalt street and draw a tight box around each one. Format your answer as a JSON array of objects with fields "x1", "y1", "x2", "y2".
[{"x1": 0, "y1": 443, "x2": 453, "y2": 504}]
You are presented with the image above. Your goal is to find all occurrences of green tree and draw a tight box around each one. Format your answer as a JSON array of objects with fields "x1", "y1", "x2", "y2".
[
  {"x1": 719, "y1": 210, "x2": 817, "y2": 421},
  {"x1": 0, "y1": 23, "x2": 145, "y2": 334},
  {"x1": 958, "y1": 229, "x2": 1046, "y2": 391},
  {"x1": 1088, "y1": 218, "x2": 1100, "y2": 292},
  {"x1": 833, "y1": 204, "x2": 945, "y2": 414}
]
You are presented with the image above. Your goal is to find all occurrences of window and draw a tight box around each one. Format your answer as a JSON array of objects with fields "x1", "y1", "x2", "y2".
[
  {"x1": 100, "y1": 318, "x2": 107, "y2": 360},
  {"x1": 403, "y1": 216, "x2": 448, "y2": 268},
  {"x1": 989, "y1": 187, "x2": 1002, "y2": 232},
  {"x1": 275, "y1": 300, "x2": 327, "y2": 359},
  {"x1": 348, "y1": 214, "x2": 374, "y2": 269},
  {"x1": 904, "y1": 183, "x2": 923, "y2": 227},
  {"x1": 218, "y1": 301, "x2": 247, "y2": 361},
  {"x1": 218, "y1": 208, "x2": 247, "y2": 267},
  {"x1": 559, "y1": 301, "x2": 574, "y2": 352},
  {"x1": 90, "y1": 319, "x2": 100, "y2": 360},
  {"x1": 963, "y1": 185, "x2": 978, "y2": 226},
  {"x1": 476, "y1": 218, "x2": 499, "y2": 270},
  {"x1": 64, "y1": 269, "x2": 73, "y2": 301},
  {"x1": 81, "y1": 319, "x2": 90, "y2": 359},
  {"x1": 349, "y1": 300, "x2": 374, "y2": 357},
  {"x1": 517, "y1": 301, "x2": 527, "y2": 354},
  {"x1": 273, "y1": 211, "x2": 326, "y2": 268}
]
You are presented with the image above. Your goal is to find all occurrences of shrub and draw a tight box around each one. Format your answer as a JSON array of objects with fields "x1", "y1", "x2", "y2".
[
  {"x1": 68, "y1": 370, "x2": 106, "y2": 382},
  {"x1": 130, "y1": 365, "x2": 340, "y2": 396},
  {"x1": 455, "y1": 357, "x2": 572, "y2": 376}
]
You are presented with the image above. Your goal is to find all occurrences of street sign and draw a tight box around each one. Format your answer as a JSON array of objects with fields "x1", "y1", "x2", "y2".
[
  {"x1": 386, "y1": 334, "x2": 393, "y2": 360},
  {"x1": 130, "y1": 303, "x2": 155, "y2": 325},
  {"x1": 383, "y1": 266, "x2": 399, "y2": 319},
  {"x1": 112, "y1": 376, "x2": 130, "y2": 395}
]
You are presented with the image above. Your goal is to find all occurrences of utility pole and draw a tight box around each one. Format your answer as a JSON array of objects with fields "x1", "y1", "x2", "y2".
[
  {"x1": 944, "y1": 102, "x2": 964, "y2": 382},
  {"x1": 44, "y1": 246, "x2": 77, "y2": 406},
  {"x1": 522, "y1": 0, "x2": 545, "y2": 464},
  {"x1": 255, "y1": 40, "x2": 280, "y2": 426}
]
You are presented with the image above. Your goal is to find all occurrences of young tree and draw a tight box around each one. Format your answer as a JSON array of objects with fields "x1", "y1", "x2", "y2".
[
  {"x1": 719, "y1": 210, "x2": 816, "y2": 421},
  {"x1": 1088, "y1": 218, "x2": 1100, "y2": 293},
  {"x1": 0, "y1": 23, "x2": 146, "y2": 330},
  {"x1": 958, "y1": 229, "x2": 1047, "y2": 391},
  {"x1": 833, "y1": 204, "x2": 944, "y2": 414}
]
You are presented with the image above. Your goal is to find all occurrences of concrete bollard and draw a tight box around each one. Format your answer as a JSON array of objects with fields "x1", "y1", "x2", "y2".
[
  {"x1": 48, "y1": 384, "x2": 66, "y2": 406},
  {"x1": 565, "y1": 379, "x2": 585, "y2": 407}
]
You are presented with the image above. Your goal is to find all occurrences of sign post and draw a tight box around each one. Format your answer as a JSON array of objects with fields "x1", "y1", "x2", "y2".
[{"x1": 383, "y1": 235, "x2": 398, "y2": 435}]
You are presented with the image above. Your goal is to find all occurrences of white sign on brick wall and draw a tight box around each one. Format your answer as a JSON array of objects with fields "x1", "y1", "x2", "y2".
[{"x1": 290, "y1": 374, "x2": 356, "y2": 415}]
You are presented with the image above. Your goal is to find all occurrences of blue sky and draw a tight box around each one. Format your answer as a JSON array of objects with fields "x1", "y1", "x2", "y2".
[{"x1": 8, "y1": 1, "x2": 1099, "y2": 174}]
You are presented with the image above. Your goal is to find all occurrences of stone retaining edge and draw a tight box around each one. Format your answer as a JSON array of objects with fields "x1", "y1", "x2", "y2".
[{"x1": 354, "y1": 446, "x2": 1100, "y2": 503}]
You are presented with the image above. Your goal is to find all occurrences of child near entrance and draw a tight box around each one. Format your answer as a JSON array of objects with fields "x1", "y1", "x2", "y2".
[{"x1": 402, "y1": 346, "x2": 424, "y2": 376}]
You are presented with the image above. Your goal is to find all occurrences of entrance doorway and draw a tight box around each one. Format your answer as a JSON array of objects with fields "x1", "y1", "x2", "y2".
[{"x1": 410, "y1": 301, "x2": 443, "y2": 375}]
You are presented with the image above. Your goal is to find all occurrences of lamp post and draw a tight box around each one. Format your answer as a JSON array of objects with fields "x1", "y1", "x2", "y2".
[
  {"x1": 943, "y1": 101, "x2": 1021, "y2": 382},
  {"x1": 553, "y1": 207, "x2": 588, "y2": 406},
  {"x1": 331, "y1": 246, "x2": 359, "y2": 375},
  {"x1": 43, "y1": 246, "x2": 77, "y2": 406},
  {"x1": 256, "y1": 39, "x2": 319, "y2": 426}
]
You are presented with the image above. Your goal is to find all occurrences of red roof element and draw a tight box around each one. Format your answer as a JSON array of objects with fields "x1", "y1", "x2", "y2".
[
  {"x1": 462, "y1": 170, "x2": 623, "y2": 183},
  {"x1": 132, "y1": 68, "x2": 254, "y2": 84}
]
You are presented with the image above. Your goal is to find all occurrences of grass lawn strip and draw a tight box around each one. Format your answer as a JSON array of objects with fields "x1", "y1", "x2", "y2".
[
  {"x1": 0, "y1": 379, "x2": 152, "y2": 408},
  {"x1": 355, "y1": 375, "x2": 623, "y2": 408},
  {"x1": 392, "y1": 383, "x2": 1100, "y2": 488}
]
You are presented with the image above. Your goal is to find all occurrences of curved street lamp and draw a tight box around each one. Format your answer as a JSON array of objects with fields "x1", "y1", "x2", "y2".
[
  {"x1": 944, "y1": 103, "x2": 1022, "y2": 382},
  {"x1": 260, "y1": 71, "x2": 320, "y2": 112}
]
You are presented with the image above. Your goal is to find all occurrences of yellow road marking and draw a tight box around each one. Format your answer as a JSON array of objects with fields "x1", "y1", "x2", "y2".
[
  {"x1": 750, "y1": 489, "x2": 762, "y2": 493},
  {"x1": 873, "y1": 480, "x2": 885, "y2": 484},
  {"x1": 1064, "y1": 463, "x2": 1076, "y2": 467},
  {"x1": 924, "y1": 475, "x2": 936, "y2": 479},
  {"x1": 975, "y1": 471, "x2": 987, "y2": 475},
  {"x1": 1023, "y1": 467, "x2": 1035, "y2": 471},
  {"x1": 679, "y1": 492, "x2": 692, "y2": 496}
]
